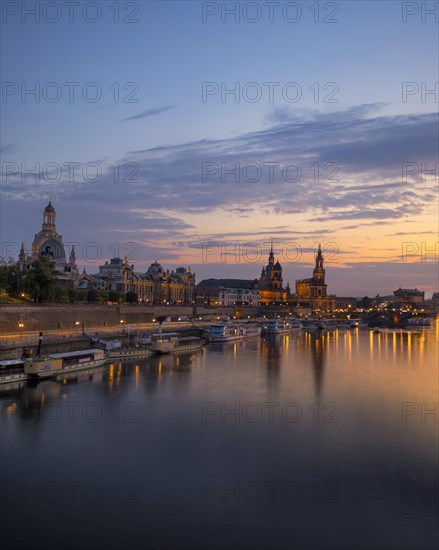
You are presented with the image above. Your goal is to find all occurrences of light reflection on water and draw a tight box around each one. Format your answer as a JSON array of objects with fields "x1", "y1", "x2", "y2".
[{"x1": 0, "y1": 328, "x2": 438, "y2": 550}]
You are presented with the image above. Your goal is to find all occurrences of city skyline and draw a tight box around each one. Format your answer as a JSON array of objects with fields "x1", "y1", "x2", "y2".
[
  {"x1": 6, "y1": 199, "x2": 437, "y2": 299},
  {"x1": 1, "y1": 2, "x2": 438, "y2": 297}
]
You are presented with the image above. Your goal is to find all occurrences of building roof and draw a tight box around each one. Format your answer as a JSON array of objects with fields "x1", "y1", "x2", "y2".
[
  {"x1": 197, "y1": 278, "x2": 255, "y2": 289},
  {"x1": 147, "y1": 261, "x2": 165, "y2": 274},
  {"x1": 39, "y1": 237, "x2": 66, "y2": 261}
]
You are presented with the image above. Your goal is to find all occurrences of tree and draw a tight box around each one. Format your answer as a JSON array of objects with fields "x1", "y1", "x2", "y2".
[
  {"x1": 108, "y1": 290, "x2": 121, "y2": 303},
  {"x1": 125, "y1": 291, "x2": 138, "y2": 303},
  {"x1": 359, "y1": 296, "x2": 372, "y2": 308},
  {"x1": 0, "y1": 264, "x2": 10, "y2": 293},
  {"x1": 54, "y1": 286, "x2": 69, "y2": 302},
  {"x1": 97, "y1": 290, "x2": 109, "y2": 302},
  {"x1": 87, "y1": 288, "x2": 98, "y2": 303},
  {"x1": 23, "y1": 256, "x2": 59, "y2": 303}
]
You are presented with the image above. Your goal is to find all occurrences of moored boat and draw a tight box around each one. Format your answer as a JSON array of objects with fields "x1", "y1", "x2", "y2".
[
  {"x1": 107, "y1": 346, "x2": 154, "y2": 361},
  {"x1": 0, "y1": 359, "x2": 28, "y2": 385},
  {"x1": 302, "y1": 320, "x2": 320, "y2": 332},
  {"x1": 150, "y1": 333, "x2": 204, "y2": 353},
  {"x1": 407, "y1": 317, "x2": 432, "y2": 327},
  {"x1": 262, "y1": 320, "x2": 300, "y2": 335},
  {"x1": 205, "y1": 321, "x2": 260, "y2": 342},
  {"x1": 25, "y1": 349, "x2": 106, "y2": 378}
]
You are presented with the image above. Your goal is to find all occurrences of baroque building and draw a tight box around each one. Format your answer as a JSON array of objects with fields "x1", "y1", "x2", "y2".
[
  {"x1": 19, "y1": 201, "x2": 195, "y2": 302},
  {"x1": 295, "y1": 244, "x2": 336, "y2": 312},
  {"x1": 81, "y1": 258, "x2": 196, "y2": 305},
  {"x1": 255, "y1": 242, "x2": 289, "y2": 304},
  {"x1": 18, "y1": 201, "x2": 79, "y2": 287}
]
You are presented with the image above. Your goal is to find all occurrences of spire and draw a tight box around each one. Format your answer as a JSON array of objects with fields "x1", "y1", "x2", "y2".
[
  {"x1": 42, "y1": 200, "x2": 56, "y2": 231},
  {"x1": 268, "y1": 238, "x2": 274, "y2": 264},
  {"x1": 19, "y1": 242, "x2": 26, "y2": 262},
  {"x1": 69, "y1": 245, "x2": 76, "y2": 268}
]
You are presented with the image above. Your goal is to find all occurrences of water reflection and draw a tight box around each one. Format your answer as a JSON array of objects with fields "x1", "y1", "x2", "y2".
[
  {"x1": 260, "y1": 335, "x2": 282, "y2": 386},
  {"x1": 0, "y1": 327, "x2": 437, "y2": 550},
  {"x1": 305, "y1": 332, "x2": 326, "y2": 399}
]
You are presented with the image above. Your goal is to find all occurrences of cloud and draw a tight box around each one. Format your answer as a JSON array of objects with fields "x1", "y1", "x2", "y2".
[
  {"x1": 2, "y1": 105, "x2": 438, "y2": 263},
  {"x1": 121, "y1": 105, "x2": 175, "y2": 122},
  {"x1": 0, "y1": 142, "x2": 19, "y2": 155}
]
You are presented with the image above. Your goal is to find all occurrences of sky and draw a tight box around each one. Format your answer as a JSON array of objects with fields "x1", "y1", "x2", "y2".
[{"x1": 0, "y1": 0, "x2": 438, "y2": 297}]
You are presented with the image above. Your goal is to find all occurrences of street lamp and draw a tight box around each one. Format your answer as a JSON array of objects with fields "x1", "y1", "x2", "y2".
[{"x1": 18, "y1": 323, "x2": 24, "y2": 342}]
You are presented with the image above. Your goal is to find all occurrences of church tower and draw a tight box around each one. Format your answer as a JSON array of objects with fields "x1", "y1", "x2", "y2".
[
  {"x1": 31, "y1": 201, "x2": 66, "y2": 269},
  {"x1": 313, "y1": 244, "x2": 325, "y2": 283},
  {"x1": 268, "y1": 239, "x2": 275, "y2": 266},
  {"x1": 42, "y1": 200, "x2": 56, "y2": 232}
]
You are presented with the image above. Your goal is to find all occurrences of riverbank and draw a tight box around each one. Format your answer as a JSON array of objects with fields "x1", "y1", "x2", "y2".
[{"x1": 0, "y1": 303, "x2": 247, "y2": 334}]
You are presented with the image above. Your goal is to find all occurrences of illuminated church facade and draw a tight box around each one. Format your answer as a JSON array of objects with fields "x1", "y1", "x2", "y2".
[
  {"x1": 295, "y1": 244, "x2": 336, "y2": 312},
  {"x1": 18, "y1": 201, "x2": 196, "y2": 302},
  {"x1": 255, "y1": 242, "x2": 290, "y2": 304},
  {"x1": 18, "y1": 201, "x2": 79, "y2": 287}
]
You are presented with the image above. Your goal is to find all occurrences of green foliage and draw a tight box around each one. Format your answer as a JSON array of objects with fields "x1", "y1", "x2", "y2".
[
  {"x1": 54, "y1": 286, "x2": 69, "y2": 302},
  {"x1": 0, "y1": 257, "x2": 23, "y2": 297},
  {"x1": 87, "y1": 288, "x2": 98, "y2": 303},
  {"x1": 23, "y1": 256, "x2": 59, "y2": 303},
  {"x1": 126, "y1": 291, "x2": 138, "y2": 303},
  {"x1": 108, "y1": 290, "x2": 121, "y2": 302},
  {"x1": 97, "y1": 290, "x2": 109, "y2": 302}
]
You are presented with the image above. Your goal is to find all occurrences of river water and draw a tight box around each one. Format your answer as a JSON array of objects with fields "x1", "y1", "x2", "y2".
[{"x1": 1, "y1": 326, "x2": 438, "y2": 550}]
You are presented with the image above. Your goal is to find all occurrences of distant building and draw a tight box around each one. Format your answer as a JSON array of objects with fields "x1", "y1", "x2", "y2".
[
  {"x1": 393, "y1": 288, "x2": 425, "y2": 304},
  {"x1": 81, "y1": 259, "x2": 195, "y2": 304},
  {"x1": 255, "y1": 242, "x2": 289, "y2": 303},
  {"x1": 18, "y1": 201, "x2": 79, "y2": 288},
  {"x1": 196, "y1": 278, "x2": 255, "y2": 306},
  {"x1": 432, "y1": 292, "x2": 439, "y2": 311},
  {"x1": 295, "y1": 244, "x2": 336, "y2": 312},
  {"x1": 336, "y1": 297, "x2": 357, "y2": 311},
  {"x1": 218, "y1": 288, "x2": 261, "y2": 307}
]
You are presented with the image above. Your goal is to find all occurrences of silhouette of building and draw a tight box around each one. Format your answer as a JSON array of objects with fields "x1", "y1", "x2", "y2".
[{"x1": 393, "y1": 287, "x2": 425, "y2": 304}]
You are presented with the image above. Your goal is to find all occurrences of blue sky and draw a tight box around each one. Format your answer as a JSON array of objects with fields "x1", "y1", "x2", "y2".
[{"x1": 1, "y1": 1, "x2": 438, "y2": 296}]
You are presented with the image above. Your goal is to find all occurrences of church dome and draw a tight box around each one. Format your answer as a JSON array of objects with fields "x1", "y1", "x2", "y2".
[
  {"x1": 44, "y1": 201, "x2": 55, "y2": 212},
  {"x1": 274, "y1": 261, "x2": 281, "y2": 269},
  {"x1": 147, "y1": 261, "x2": 164, "y2": 274},
  {"x1": 39, "y1": 237, "x2": 66, "y2": 262}
]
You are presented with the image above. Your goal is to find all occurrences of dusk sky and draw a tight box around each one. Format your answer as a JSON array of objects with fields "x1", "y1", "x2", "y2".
[{"x1": 1, "y1": 0, "x2": 438, "y2": 297}]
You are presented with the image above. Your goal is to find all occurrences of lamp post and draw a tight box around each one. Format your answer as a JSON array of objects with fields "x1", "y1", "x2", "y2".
[{"x1": 18, "y1": 323, "x2": 24, "y2": 343}]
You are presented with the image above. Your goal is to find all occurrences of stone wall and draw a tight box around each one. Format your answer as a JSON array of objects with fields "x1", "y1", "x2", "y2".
[{"x1": 0, "y1": 304, "x2": 247, "y2": 333}]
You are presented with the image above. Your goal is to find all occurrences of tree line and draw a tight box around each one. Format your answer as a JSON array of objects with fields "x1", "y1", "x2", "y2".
[{"x1": 0, "y1": 256, "x2": 138, "y2": 304}]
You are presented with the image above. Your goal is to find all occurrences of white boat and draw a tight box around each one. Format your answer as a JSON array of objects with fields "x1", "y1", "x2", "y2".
[
  {"x1": 150, "y1": 333, "x2": 204, "y2": 353},
  {"x1": 25, "y1": 349, "x2": 106, "y2": 378},
  {"x1": 319, "y1": 319, "x2": 339, "y2": 330},
  {"x1": 262, "y1": 320, "x2": 300, "y2": 335},
  {"x1": 0, "y1": 359, "x2": 28, "y2": 385},
  {"x1": 205, "y1": 322, "x2": 260, "y2": 342},
  {"x1": 150, "y1": 332, "x2": 180, "y2": 352},
  {"x1": 407, "y1": 317, "x2": 432, "y2": 327},
  {"x1": 107, "y1": 346, "x2": 154, "y2": 361},
  {"x1": 302, "y1": 320, "x2": 320, "y2": 332}
]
